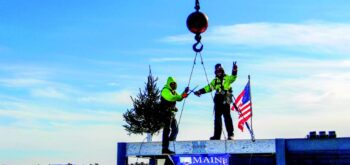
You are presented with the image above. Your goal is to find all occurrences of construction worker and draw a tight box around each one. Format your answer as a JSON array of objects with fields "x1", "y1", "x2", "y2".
[
  {"x1": 161, "y1": 77, "x2": 189, "y2": 154},
  {"x1": 194, "y1": 63, "x2": 238, "y2": 140}
]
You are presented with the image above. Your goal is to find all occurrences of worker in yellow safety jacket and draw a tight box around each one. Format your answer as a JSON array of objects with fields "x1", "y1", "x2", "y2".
[
  {"x1": 160, "y1": 77, "x2": 189, "y2": 154},
  {"x1": 194, "y1": 63, "x2": 238, "y2": 140}
]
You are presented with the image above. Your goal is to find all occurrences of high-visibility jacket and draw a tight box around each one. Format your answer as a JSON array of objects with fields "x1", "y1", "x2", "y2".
[
  {"x1": 203, "y1": 74, "x2": 237, "y2": 94},
  {"x1": 160, "y1": 77, "x2": 184, "y2": 111}
]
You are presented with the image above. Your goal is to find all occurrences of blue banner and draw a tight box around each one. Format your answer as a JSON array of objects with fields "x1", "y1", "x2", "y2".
[{"x1": 171, "y1": 154, "x2": 230, "y2": 165}]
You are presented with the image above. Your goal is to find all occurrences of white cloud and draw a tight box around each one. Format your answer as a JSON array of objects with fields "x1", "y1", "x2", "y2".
[
  {"x1": 248, "y1": 58, "x2": 350, "y2": 124},
  {"x1": 0, "y1": 99, "x2": 128, "y2": 165},
  {"x1": 160, "y1": 34, "x2": 192, "y2": 44},
  {"x1": 0, "y1": 78, "x2": 48, "y2": 87},
  {"x1": 0, "y1": 64, "x2": 53, "y2": 78},
  {"x1": 107, "y1": 82, "x2": 120, "y2": 87},
  {"x1": 251, "y1": 112, "x2": 350, "y2": 139},
  {"x1": 163, "y1": 22, "x2": 350, "y2": 54},
  {"x1": 253, "y1": 58, "x2": 350, "y2": 71},
  {"x1": 0, "y1": 77, "x2": 77, "y2": 101},
  {"x1": 0, "y1": 102, "x2": 119, "y2": 126},
  {"x1": 78, "y1": 90, "x2": 133, "y2": 105},
  {"x1": 0, "y1": 124, "x2": 131, "y2": 165},
  {"x1": 30, "y1": 87, "x2": 67, "y2": 99}
]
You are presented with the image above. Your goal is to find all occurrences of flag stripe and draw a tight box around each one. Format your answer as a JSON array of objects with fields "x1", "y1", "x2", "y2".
[
  {"x1": 235, "y1": 91, "x2": 244, "y2": 103},
  {"x1": 238, "y1": 114, "x2": 252, "y2": 126},
  {"x1": 240, "y1": 102, "x2": 251, "y2": 112},
  {"x1": 239, "y1": 109, "x2": 251, "y2": 118}
]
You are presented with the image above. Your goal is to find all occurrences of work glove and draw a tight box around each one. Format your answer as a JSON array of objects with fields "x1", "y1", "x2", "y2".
[
  {"x1": 182, "y1": 87, "x2": 190, "y2": 98},
  {"x1": 194, "y1": 88, "x2": 205, "y2": 97},
  {"x1": 184, "y1": 87, "x2": 190, "y2": 93},
  {"x1": 232, "y1": 61, "x2": 238, "y2": 76},
  {"x1": 194, "y1": 91, "x2": 201, "y2": 97}
]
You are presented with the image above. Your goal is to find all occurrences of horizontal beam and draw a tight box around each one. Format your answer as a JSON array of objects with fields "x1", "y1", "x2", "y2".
[{"x1": 126, "y1": 139, "x2": 275, "y2": 156}]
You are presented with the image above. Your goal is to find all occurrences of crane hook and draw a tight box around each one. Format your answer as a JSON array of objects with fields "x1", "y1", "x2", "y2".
[
  {"x1": 193, "y1": 42, "x2": 203, "y2": 53},
  {"x1": 187, "y1": 0, "x2": 208, "y2": 53}
]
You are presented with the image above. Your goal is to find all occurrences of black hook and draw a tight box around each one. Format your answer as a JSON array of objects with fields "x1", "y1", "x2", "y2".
[
  {"x1": 193, "y1": 33, "x2": 203, "y2": 52},
  {"x1": 193, "y1": 42, "x2": 203, "y2": 52}
]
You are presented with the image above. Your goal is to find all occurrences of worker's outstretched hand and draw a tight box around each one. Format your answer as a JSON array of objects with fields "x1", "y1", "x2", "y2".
[
  {"x1": 194, "y1": 91, "x2": 201, "y2": 97},
  {"x1": 182, "y1": 87, "x2": 189, "y2": 98},
  {"x1": 184, "y1": 87, "x2": 190, "y2": 93}
]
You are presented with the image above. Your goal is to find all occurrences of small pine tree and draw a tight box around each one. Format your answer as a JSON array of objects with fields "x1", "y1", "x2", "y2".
[{"x1": 123, "y1": 67, "x2": 165, "y2": 136}]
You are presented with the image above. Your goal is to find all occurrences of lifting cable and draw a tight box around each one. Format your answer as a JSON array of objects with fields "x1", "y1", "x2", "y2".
[
  {"x1": 177, "y1": 0, "x2": 211, "y2": 129},
  {"x1": 177, "y1": 51, "x2": 213, "y2": 128},
  {"x1": 172, "y1": 1, "x2": 212, "y2": 153}
]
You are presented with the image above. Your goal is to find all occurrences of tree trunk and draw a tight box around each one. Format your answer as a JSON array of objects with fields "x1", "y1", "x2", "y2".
[{"x1": 146, "y1": 133, "x2": 152, "y2": 142}]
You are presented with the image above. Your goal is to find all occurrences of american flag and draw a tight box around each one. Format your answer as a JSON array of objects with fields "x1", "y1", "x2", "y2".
[{"x1": 232, "y1": 81, "x2": 252, "y2": 132}]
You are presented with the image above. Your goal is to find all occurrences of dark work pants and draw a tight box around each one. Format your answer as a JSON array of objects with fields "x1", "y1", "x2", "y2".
[
  {"x1": 213, "y1": 95, "x2": 234, "y2": 139},
  {"x1": 162, "y1": 116, "x2": 178, "y2": 149}
]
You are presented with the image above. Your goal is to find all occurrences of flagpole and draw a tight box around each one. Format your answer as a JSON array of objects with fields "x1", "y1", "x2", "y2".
[{"x1": 248, "y1": 75, "x2": 254, "y2": 136}]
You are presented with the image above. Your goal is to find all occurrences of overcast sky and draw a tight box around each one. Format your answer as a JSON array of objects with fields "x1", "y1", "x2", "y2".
[{"x1": 1, "y1": 0, "x2": 350, "y2": 164}]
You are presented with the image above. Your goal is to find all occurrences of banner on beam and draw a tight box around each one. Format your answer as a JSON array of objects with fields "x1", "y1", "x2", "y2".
[{"x1": 171, "y1": 154, "x2": 230, "y2": 165}]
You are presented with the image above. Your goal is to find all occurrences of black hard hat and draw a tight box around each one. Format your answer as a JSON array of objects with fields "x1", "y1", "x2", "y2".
[{"x1": 215, "y1": 63, "x2": 222, "y2": 70}]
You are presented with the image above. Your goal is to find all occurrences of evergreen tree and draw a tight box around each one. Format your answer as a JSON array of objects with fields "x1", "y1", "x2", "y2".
[{"x1": 123, "y1": 67, "x2": 165, "y2": 135}]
